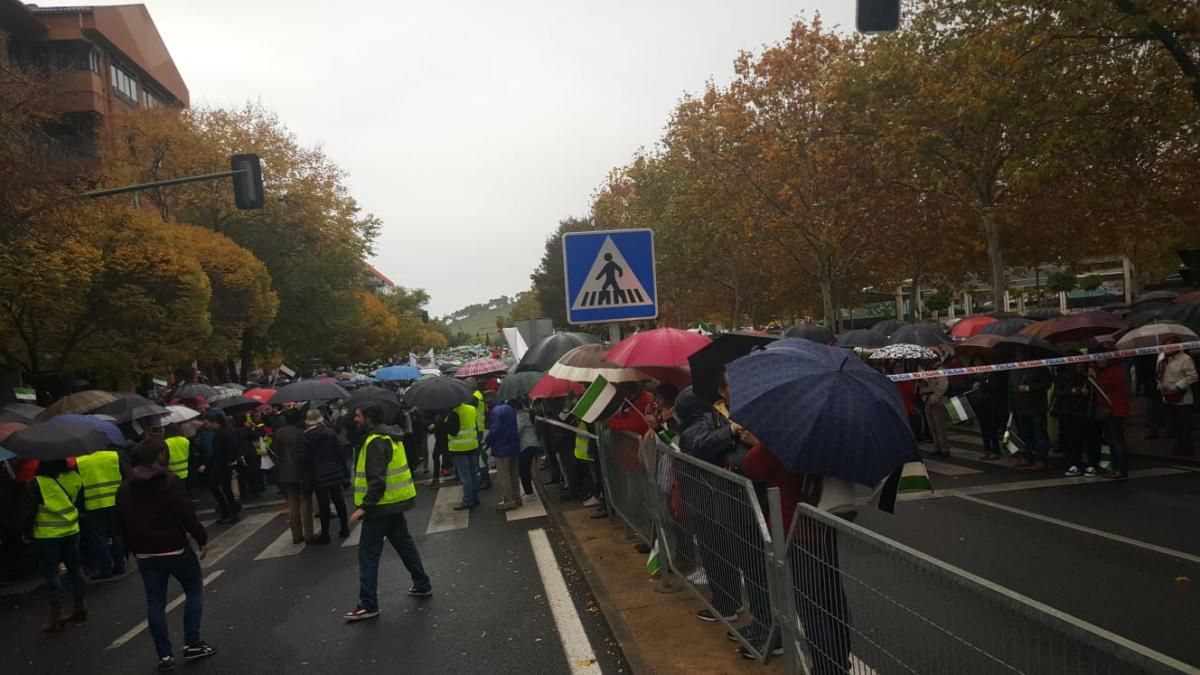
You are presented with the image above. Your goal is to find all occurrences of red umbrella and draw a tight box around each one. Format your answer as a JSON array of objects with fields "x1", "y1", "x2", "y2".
[
  {"x1": 1017, "y1": 311, "x2": 1127, "y2": 344},
  {"x1": 529, "y1": 375, "x2": 585, "y2": 400},
  {"x1": 243, "y1": 388, "x2": 277, "y2": 404},
  {"x1": 604, "y1": 328, "x2": 712, "y2": 369},
  {"x1": 950, "y1": 315, "x2": 998, "y2": 339}
]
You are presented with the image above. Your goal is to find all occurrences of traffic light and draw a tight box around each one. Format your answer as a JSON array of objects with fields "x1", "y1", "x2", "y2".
[
  {"x1": 230, "y1": 154, "x2": 264, "y2": 210},
  {"x1": 1179, "y1": 249, "x2": 1200, "y2": 286},
  {"x1": 857, "y1": 0, "x2": 901, "y2": 33},
  {"x1": 421, "y1": 310, "x2": 430, "y2": 323}
]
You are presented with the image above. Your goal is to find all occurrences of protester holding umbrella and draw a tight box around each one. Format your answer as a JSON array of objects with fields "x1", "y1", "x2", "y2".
[
  {"x1": 199, "y1": 412, "x2": 241, "y2": 524},
  {"x1": 303, "y1": 409, "x2": 350, "y2": 542},
  {"x1": 1056, "y1": 356, "x2": 1101, "y2": 477},
  {"x1": 917, "y1": 370, "x2": 951, "y2": 457},
  {"x1": 274, "y1": 408, "x2": 312, "y2": 544},
  {"x1": 514, "y1": 399, "x2": 542, "y2": 498},
  {"x1": 1092, "y1": 351, "x2": 1131, "y2": 479},
  {"x1": 1008, "y1": 349, "x2": 1053, "y2": 470},
  {"x1": 1156, "y1": 336, "x2": 1198, "y2": 457},
  {"x1": 9, "y1": 421, "x2": 112, "y2": 632}
]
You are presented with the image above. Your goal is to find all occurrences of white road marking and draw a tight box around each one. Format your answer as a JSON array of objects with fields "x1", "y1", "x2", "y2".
[
  {"x1": 922, "y1": 459, "x2": 982, "y2": 476},
  {"x1": 507, "y1": 487, "x2": 548, "y2": 522},
  {"x1": 342, "y1": 523, "x2": 362, "y2": 547},
  {"x1": 254, "y1": 528, "x2": 306, "y2": 560},
  {"x1": 957, "y1": 494, "x2": 1200, "y2": 565},
  {"x1": 201, "y1": 512, "x2": 277, "y2": 568},
  {"x1": 425, "y1": 484, "x2": 470, "y2": 534},
  {"x1": 528, "y1": 528, "x2": 600, "y2": 674},
  {"x1": 900, "y1": 466, "x2": 1188, "y2": 502},
  {"x1": 850, "y1": 654, "x2": 879, "y2": 674},
  {"x1": 107, "y1": 570, "x2": 224, "y2": 650}
]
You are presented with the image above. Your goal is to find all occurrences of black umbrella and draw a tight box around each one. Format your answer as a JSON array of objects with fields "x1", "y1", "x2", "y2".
[
  {"x1": 1151, "y1": 304, "x2": 1200, "y2": 334},
  {"x1": 1024, "y1": 308, "x2": 1063, "y2": 321},
  {"x1": 515, "y1": 332, "x2": 601, "y2": 373},
  {"x1": 403, "y1": 377, "x2": 475, "y2": 411},
  {"x1": 345, "y1": 386, "x2": 403, "y2": 422},
  {"x1": 0, "y1": 402, "x2": 43, "y2": 424},
  {"x1": 993, "y1": 335, "x2": 1063, "y2": 361},
  {"x1": 978, "y1": 318, "x2": 1034, "y2": 337},
  {"x1": 213, "y1": 396, "x2": 261, "y2": 417},
  {"x1": 688, "y1": 332, "x2": 778, "y2": 405},
  {"x1": 270, "y1": 380, "x2": 350, "y2": 404},
  {"x1": 872, "y1": 319, "x2": 908, "y2": 337},
  {"x1": 93, "y1": 392, "x2": 169, "y2": 423},
  {"x1": 783, "y1": 324, "x2": 835, "y2": 344},
  {"x1": 889, "y1": 323, "x2": 950, "y2": 347},
  {"x1": 4, "y1": 420, "x2": 111, "y2": 460},
  {"x1": 1134, "y1": 290, "x2": 1179, "y2": 305},
  {"x1": 836, "y1": 329, "x2": 889, "y2": 350},
  {"x1": 173, "y1": 383, "x2": 219, "y2": 399},
  {"x1": 1128, "y1": 302, "x2": 1175, "y2": 327}
]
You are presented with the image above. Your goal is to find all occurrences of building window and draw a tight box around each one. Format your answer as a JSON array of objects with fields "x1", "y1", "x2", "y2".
[
  {"x1": 89, "y1": 48, "x2": 101, "y2": 73},
  {"x1": 109, "y1": 63, "x2": 138, "y2": 103},
  {"x1": 144, "y1": 90, "x2": 162, "y2": 108}
]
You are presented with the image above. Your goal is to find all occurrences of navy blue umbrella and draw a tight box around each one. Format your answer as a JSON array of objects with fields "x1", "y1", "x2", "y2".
[
  {"x1": 726, "y1": 338, "x2": 918, "y2": 487},
  {"x1": 50, "y1": 414, "x2": 128, "y2": 448}
]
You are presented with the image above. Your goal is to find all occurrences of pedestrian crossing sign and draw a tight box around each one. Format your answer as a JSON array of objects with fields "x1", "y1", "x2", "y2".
[{"x1": 562, "y1": 229, "x2": 657, "y2": 324}]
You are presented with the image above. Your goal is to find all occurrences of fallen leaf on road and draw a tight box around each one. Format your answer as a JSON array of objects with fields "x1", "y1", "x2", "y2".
[
  {"x1": 577, "y1": 658, "x2": 597, "y2": 667},
  {"x1": 1175, "y1": 576, "x2": 1192, "y2": 583},
  {"x1": 481, "y1": 631, "x2": 487, "y2": 638}
]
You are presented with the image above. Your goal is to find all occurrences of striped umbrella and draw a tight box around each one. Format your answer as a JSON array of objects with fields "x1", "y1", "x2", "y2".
[
  {"x1": 1115, "y1": 322, "x2": 1199, "y2": 350},
  {"x1": 548, "y1": 344, "x2": 647, "y2": 383}
]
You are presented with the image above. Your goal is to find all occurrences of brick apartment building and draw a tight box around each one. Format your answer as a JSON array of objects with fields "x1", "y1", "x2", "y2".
[{"x1": 0, "y1": 1, "x2": 187, "y2": 159}]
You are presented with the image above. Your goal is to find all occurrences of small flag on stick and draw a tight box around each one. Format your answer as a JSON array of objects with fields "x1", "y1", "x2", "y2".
[{"x1": 572, "y1": 375, "x2": 617, "y2": 424}]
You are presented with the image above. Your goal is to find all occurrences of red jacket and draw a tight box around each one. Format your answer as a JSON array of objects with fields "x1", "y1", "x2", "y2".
[
  {"x1": 894, "y1": 381, "x2": 918, "y2": 415},
  {"x1": 606, "y1": 390, "x2": 654, "y2": 437},
  {"x1": 1095, "y1": 363, "x2": 1131, "y2": 418},
  {"x1": 740, "y1": 443, "x2": 822, "y2": 534}
]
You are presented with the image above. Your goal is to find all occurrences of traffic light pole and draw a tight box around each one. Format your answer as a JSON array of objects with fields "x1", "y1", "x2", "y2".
[{"x1": 77, "y1": 169, "x2": 247, "y2": 200}]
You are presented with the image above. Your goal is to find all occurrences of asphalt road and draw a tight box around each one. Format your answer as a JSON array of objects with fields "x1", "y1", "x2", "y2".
[
  {"x1": 0, "y1": 478, "x2": 627, "y2": 674},
  {"x1": 852, "y1": 431, "x2": 1200, "y2": 671}
]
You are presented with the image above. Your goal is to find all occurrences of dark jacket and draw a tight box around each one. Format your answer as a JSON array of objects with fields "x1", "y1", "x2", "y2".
[
  {"x1": 115, "y1": 466, "x2": 207, "y2": 555},
  {"x1": 273, "y1": 423, "x2": 306, "y2": 484},
  {"x1": 356, "y1": 424, "x2": 414, "y2": 518},
  {"x1": 676, "y1": 388, "x2": 738, "y2": 467},
  {"x1": 486, "y1": 403, "x2": 520, "y2": 458},
  {"x1": 1053, "y1": 368, "x2": 1091, "y2": 417},
  {"x1": 210, "y1": 428, "x2": 242, "y2": 467},
  {"x1": 303, "y1": 424, "x2": 344, "y2": 489},
  {"x1": 1009, "y1": 367, "x2": 1051, "y2": 416}
]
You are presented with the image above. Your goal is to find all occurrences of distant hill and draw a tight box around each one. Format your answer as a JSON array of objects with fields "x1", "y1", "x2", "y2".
[{"x1": 440, "y1": 295, "x2": 518, "y2": 340}]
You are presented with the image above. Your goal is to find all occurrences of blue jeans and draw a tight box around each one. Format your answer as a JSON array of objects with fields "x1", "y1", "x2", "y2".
[
  {"x1": 82, "y1": 508, "x2": 125, "y2": 576},
  {"x1": 36, "y1": 534, "x2": 85, "y2": 598},
  {"x1": 1016, "y1": 413, "x2": 1049, "y2": 463},
  {"x1": 357, "y1": 512, "x2": 430, "y2": 611},
  {"x1": 451, "y1": 452, "x2": 480, "y2": 507},
  {"x1": 137, "y1": 549, "x2": 204, "y2": 659}
]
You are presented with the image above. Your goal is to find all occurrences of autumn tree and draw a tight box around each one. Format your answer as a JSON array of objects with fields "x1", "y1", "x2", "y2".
[{"x1": 0, "y1": 207, "x2": 212, "y2": 388}]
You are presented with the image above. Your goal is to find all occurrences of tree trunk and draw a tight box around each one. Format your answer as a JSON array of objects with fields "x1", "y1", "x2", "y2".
[
  {"x1": 819, "y1": 278, "x2": 835, "y2": 329},
  {"x1": 981, "y1": 209, "x2": 1005, "y2": 309}
]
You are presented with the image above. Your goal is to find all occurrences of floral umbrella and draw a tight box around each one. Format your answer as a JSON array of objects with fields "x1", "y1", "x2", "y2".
[{"x1": 869, "y1": 344, "x2": 939, "y2": 361}]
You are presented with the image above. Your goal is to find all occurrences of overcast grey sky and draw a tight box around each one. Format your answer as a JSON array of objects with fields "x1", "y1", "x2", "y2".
[{"x1": 89, "y1": 0, "x2": 853, "y2": 315}]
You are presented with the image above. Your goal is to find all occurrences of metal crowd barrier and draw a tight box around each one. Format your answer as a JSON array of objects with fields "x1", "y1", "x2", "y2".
[{"x1": 594, "y1": 431, "x2": 1195, "y2": 674}]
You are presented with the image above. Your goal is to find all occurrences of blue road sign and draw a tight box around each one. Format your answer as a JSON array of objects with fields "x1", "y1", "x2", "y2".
[{"x1": 563, "y1": 229, "x2": 657, "y2": 324}]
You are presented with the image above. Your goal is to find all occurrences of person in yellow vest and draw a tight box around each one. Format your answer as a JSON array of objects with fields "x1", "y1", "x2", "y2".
[
  {"x1": 343, "y1": 403, "x2": 431, "y2": 622},
  {"x1": 468, "y1": 380, "x2": 493, "y2": 491},
  {"x1": 447, "y1": 400, "x2": 482, "y2": 511},
  {"x1": 164, "y1": 424, "x2": 191, "y2": 481},
  {"x1": 570, "y1": 419, "x2": 596, "y2": 502},
  {"x1": 76, "y1": 444, "x2": 129, "y2": 580},
  {"x1": 20, "y1": 459, "x2": 87, "y2": 632}
]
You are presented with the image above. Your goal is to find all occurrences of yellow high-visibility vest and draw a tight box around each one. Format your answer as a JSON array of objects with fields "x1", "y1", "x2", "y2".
[
  {"x1": 473, "y1": 390, "x2": 486, "y2": 433},
  {"x1": 574, "y1": 422, "x2": 592, "y2": 462},
  {"x1": 354, "y1": 434, "x2": 416, "y2": 507},
  {"x1": 75, "y1": 450, "x2": 122, "y2": 510},
  {"x1": 34, "y1": 472, "x2": 83, "y2": 539},
  {"x1": 165, "y1": 436, "x2": 190, "y2": 479},
  {"x1": 449, "y1": 404, "x2": 479, "y2": 453}
]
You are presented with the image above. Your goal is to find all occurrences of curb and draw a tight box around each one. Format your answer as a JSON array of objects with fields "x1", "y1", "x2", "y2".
[{"x1": 543, "y1": 499, "x2": 653, "y2": 675}]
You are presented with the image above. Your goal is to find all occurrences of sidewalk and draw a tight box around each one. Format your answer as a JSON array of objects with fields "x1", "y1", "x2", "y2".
[{"x1": 549, "y1": 503, "x2": 781, "y2": 674}]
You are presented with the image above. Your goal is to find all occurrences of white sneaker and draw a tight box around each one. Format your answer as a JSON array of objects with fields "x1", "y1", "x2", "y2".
[
  {"x1": 1084, "y1": 466, "x2": 1098, "y2": 477},
  {"x1": 582, "y1": 497, "x2": 600, "y2": 507},
  {"x1": 1063, "y1": 465, "x2": 1082, "y2": 477}
]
